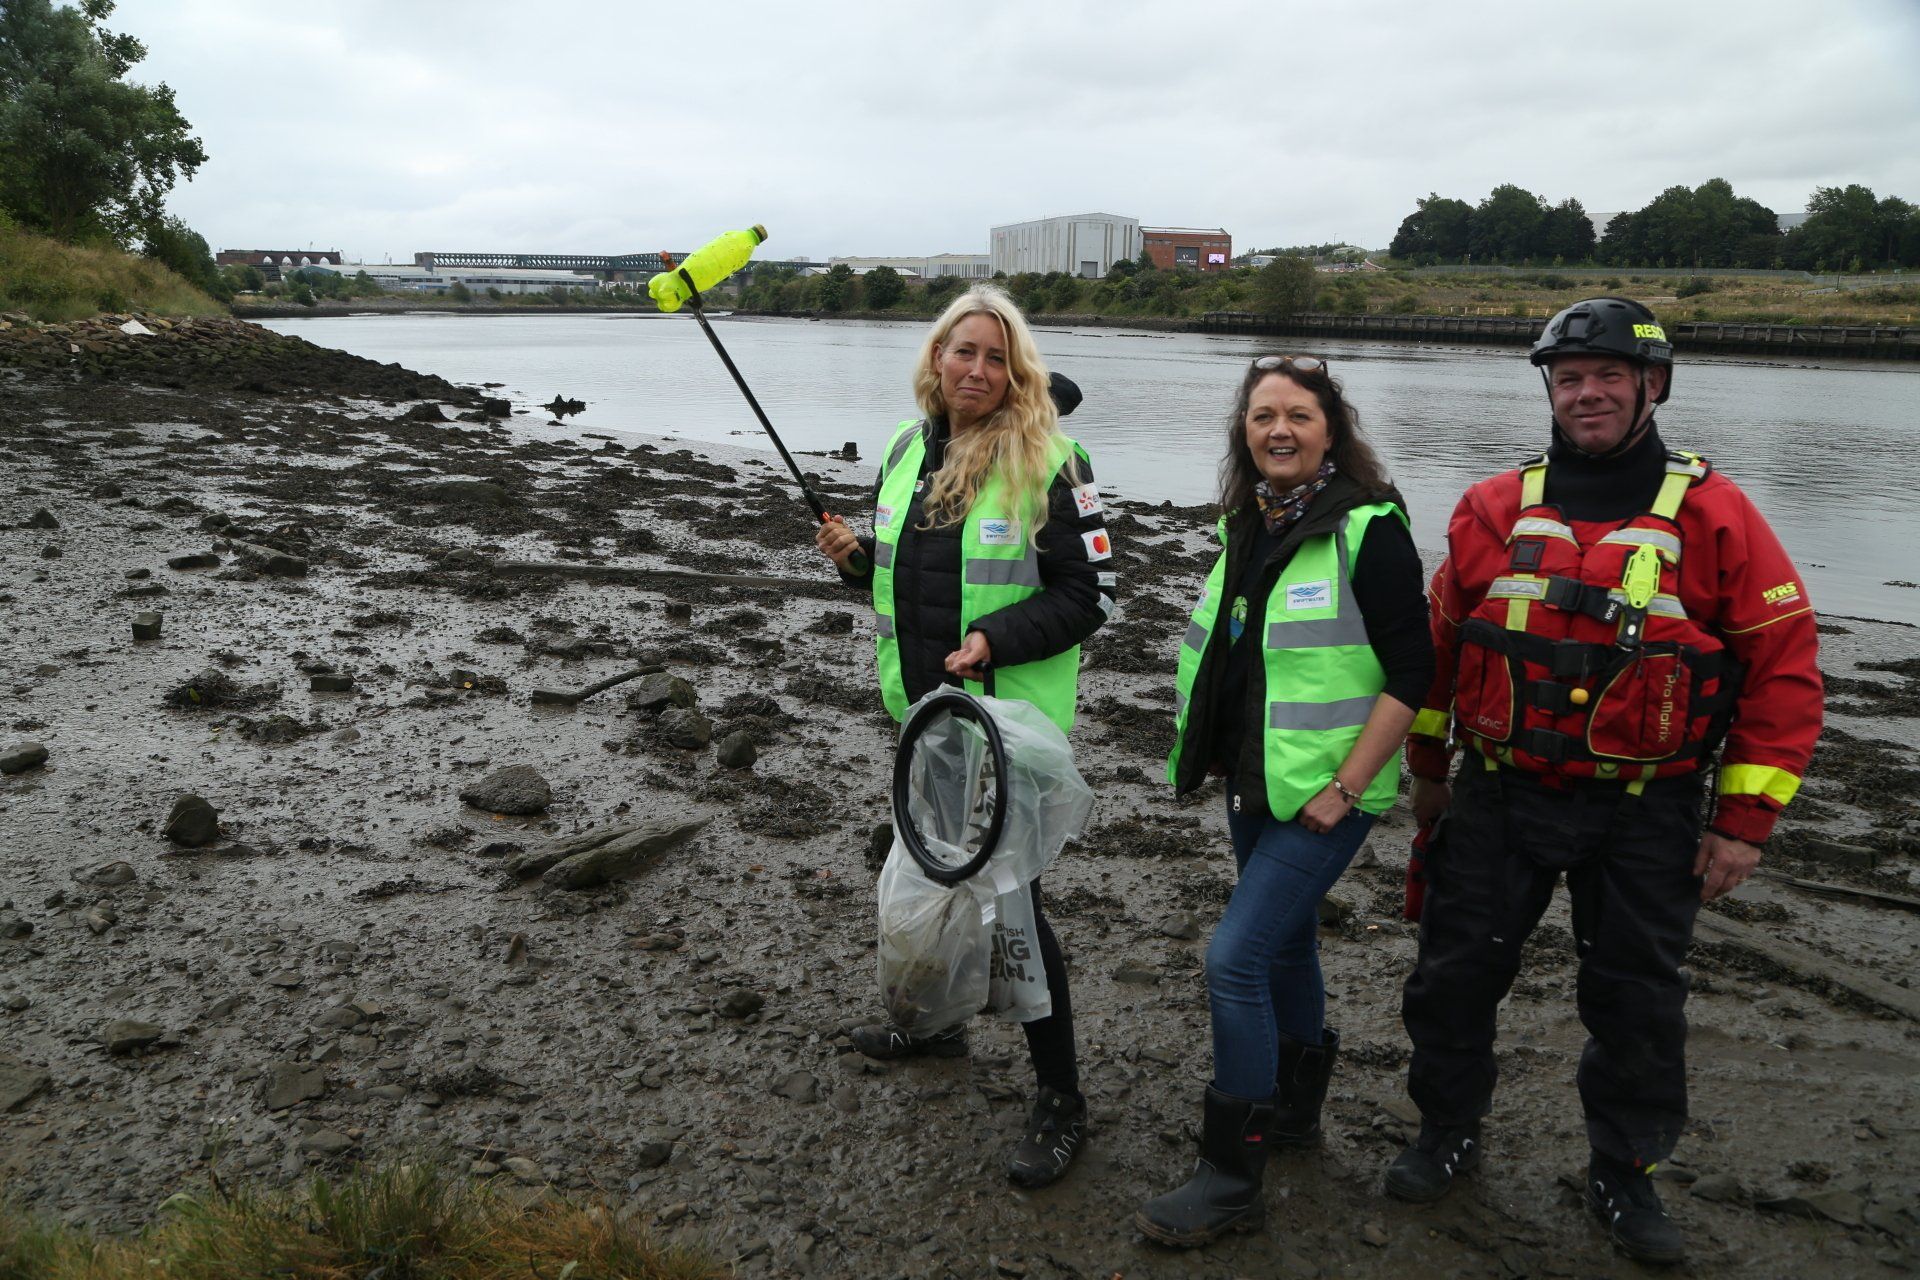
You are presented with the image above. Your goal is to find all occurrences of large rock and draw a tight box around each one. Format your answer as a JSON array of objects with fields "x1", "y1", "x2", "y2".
[
  {"x1": 542, "y1": 817, "x2": 710, "y2": 890},
  {"x1": 25, "y1": 508, "x2": 59, "y2": 529},
  {"x1": 656, "y1": 708, "x2": 713, "y2": 750},
  {"x1": 163, "y1": 794, "x2": 220, "y2": 847},
  {"x1": 625, "y1": 673, "x2": 697, "y2": 715},
  {"x1": 0, "y1": 742, "x2": 49, "y2": 775},
  {"x1": 0, "y1": 1059, "x2": 52, "y2": 1112},
  {"x1": 404, "y1": 402, "x2": 449, "y2": 422},
  {"x1": 715, "y1": 731, "x2": 757, "y2": 769},
  {"x1": 261, "y1": 1062, "x2": 327, "y2": 1110},
  {"x1": 101, "y1": 1019, "x2": 163, "y2": 1054},
  {"x1": 459, "y1": 765, "x2": 552, "y2": 815}
]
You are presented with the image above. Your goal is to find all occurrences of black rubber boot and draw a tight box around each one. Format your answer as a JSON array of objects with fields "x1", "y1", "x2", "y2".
[
  {"x1": 1006, "y1": 1086, "x2": 1087, "y2": 1188},
  {"x1": 1383, "y1": 1120, "x2": 1482, "y2": 1203},
  {"x1": 1134, "y1": 1087, "x2": 1275, "y2": 1248},
  {"x1": 1271, "y1": 1026, "x2": 1340, "y2": 1147},
  {"x1": 1587, "y1": 1152, "x2": 1685, "y2": 1265},
  {"x1": 847, "y1": 1022, "x2": 967, "y2": 1061}
]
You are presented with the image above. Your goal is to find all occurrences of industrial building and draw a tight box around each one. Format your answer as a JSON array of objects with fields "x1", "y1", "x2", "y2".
[
  {"x1": 307, "y1": 262, "x2": 601, "y2": 295},
  {"x1": 989, "y1": 214, "x2": 1141, "y2": 278},
  {"x1": 827, "y1": 253, "x2": 992, "y2": 279},
  {"x1": 1141, "y1": 226, "x2": 1233, "y2": 272},
  {"x1": 215, "y1": 249, "x2": 342, "y2": 280}
]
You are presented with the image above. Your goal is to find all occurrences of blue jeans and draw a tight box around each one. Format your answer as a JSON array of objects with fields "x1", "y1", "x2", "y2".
[{"x1": 1207, "y1": 786, "x2": 1375, "y2": 1099}]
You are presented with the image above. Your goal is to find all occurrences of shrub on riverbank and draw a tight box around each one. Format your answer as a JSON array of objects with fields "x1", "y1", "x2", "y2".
[
  {"x1": 0, "y1": 214, "x2": 224, "y2": 322},
  {"x1": 0, "y1": 1159, "x2": 725, "y2": 1280}
]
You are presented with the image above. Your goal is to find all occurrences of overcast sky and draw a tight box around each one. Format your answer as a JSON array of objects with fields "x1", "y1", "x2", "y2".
[{"x1": 109, "y1": 0, "x2": 1920, "y2": 263}]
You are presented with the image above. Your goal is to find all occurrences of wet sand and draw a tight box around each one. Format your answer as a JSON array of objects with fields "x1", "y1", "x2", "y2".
[{"x1": 2, "y1": 321, "x2": 1916, "y2": 1278}]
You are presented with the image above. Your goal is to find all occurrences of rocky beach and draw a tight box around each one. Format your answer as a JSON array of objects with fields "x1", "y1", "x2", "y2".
[{"x1": 2, "y1": 313, "x2": 1916, "y2": 1278}]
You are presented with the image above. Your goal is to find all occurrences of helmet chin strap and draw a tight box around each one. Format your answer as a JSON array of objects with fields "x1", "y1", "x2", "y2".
[{"x1": 1546, "y1": 366, "x2": 1655, "y2": 459}]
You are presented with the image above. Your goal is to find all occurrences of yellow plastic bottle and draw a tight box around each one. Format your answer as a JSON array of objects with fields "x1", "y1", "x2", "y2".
[{"x1": 648, "y1": 225, "x2": 768, "y2": 312}]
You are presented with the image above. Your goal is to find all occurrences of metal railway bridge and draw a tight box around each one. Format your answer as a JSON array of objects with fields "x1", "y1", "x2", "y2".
[{"x1": 414, "y1": 251, "x2": 685, "y2": 279}]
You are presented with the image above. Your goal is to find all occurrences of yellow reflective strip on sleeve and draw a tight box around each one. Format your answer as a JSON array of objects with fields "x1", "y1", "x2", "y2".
[
  {"x1": 1719, "y1": 764, "x2": 1802, "y2": 807},
  {"x1": 1412, "y1": 708, "x2": 1451, "y2": 739}
]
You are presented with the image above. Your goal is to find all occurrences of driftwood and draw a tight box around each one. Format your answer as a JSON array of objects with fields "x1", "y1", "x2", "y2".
[
  {"x1": 491, "y1": 560, "x2": 845, "y2": 599},
  {"x1": 1751, "y1": 867, "x2": 1920, "y2": 914},
  {"x1": 1693, "y1": 912, "x2": 1920, "y2": 1022},
  {"x1": 530, "y1": 663, "x2": 664, "y2": 707}
]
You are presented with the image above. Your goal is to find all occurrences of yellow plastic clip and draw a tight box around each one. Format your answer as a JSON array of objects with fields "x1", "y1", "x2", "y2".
[{"x1": 1622, "y1": 543, "x2": 1661, "y2": 611}]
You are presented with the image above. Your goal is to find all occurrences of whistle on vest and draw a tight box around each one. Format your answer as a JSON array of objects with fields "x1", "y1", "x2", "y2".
[{"x1": 1615, "y1": 543, "x2": 1662, "y2": 649}]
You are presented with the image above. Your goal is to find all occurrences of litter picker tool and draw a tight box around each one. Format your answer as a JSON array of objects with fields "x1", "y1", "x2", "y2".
[{"x1": 650, "y1": 227, "x2": 868, "y2": 575}]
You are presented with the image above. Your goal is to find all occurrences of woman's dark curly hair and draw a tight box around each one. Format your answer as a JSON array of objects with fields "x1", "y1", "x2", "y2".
[{"x1": 1218, "y1": 356, "x2": 1391, "y2": 519}]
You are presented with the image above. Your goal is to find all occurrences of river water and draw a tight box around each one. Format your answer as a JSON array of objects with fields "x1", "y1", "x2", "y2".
[{"x1": 263, "y1": 312, "x2": 1920, "y2": 625}]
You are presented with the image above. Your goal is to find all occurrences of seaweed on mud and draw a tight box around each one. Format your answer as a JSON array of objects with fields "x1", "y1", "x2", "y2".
[
  {"x1": 1078, "y1": 813, "x2": 1214, "y2": 860},
  {"x1": 162, "y1": 667, "x2": 280, "y2": 712}
]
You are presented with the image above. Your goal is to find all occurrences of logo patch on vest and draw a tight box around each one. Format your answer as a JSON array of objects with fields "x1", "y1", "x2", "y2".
[
  {"x1": 1071, "y1": 483, "x2": 1102, "y2": 518},
  {"x1": 976, "y1": 517, "x2": 1022, "y2": 547},
  {"x1": 1082, "y1": 530, "x2": 1112, "y2": 561},
  {"x1": 874, "y1": 505, "x2": 894, "y2": 529},
  {"x1": 1286, "y1": 580, "x2": 1332, "y2": 611}
]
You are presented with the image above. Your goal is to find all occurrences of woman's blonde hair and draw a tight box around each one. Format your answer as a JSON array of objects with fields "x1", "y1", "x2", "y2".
[{"x1": 912, "y1": 284, "x2": 1076, "y2": 534}]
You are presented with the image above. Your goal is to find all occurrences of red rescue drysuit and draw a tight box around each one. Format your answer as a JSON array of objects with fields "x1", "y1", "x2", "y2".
[{"x1": 1407, "y1": 450, "x2": 1822, "y2": 844}]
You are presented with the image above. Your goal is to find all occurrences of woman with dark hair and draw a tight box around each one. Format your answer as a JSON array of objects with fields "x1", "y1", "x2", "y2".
[{"x1": 1136, "y1": 355, "x2": 1433, "y2": 1246}]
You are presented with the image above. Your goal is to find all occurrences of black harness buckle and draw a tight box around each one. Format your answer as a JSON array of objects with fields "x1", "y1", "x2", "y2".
[{"x1": 1543, "y1": 576, "x2": 1622, "y2": 625}]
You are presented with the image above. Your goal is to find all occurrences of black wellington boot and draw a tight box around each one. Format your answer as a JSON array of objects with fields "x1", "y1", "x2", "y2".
[
  {"x1": 1383, "y1": 1120, "x2": 1483, "y2": 1203},
  {"x1": 1271, "y1": 1026, "x2": 1339, "y2": 1147},
  {"x1": 1587, "y1": 1152, "x2": 1686, "y2": 1265},
  {"x1": 1135, "y1": 1087, "x2": 1276, "y2": 1248}
]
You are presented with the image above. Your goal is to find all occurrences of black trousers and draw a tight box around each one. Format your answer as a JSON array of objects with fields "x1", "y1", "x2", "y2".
[
  {"x1": 1022, "y1": 878, "x2": 1079, "y2": 1097},
  {"x1": 1401, "y1": 759, "x2": 1705, "y2": 1165}
]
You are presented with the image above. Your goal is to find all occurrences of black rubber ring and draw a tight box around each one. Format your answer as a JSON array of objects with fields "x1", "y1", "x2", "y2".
[{"x1": 891, "y1": 689, "x2": 1008, "y2": 885}]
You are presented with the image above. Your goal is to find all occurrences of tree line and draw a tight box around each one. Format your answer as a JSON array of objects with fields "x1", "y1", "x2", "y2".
[
  {"x1": 1391, "y1": 179, "x2": 1920, "y2": 272},
  {"x1": 0, "y1": 0, "x2": 238, "y2": 298}
]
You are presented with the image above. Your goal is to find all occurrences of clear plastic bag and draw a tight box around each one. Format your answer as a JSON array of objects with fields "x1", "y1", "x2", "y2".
[
  {"x1": 875, "y1": 839, "x2": 990, "y2": 1037},
  {"x1": 879, "y1": 691, "x2": 1096, "y2": 1029}
]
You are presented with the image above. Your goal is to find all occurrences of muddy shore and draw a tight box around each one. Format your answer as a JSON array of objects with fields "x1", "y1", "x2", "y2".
[{"x1": 2, "y1": 316, "x2": 1916, "y2": 1278}]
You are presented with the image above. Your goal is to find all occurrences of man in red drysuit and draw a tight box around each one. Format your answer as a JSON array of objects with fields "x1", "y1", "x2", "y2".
[{"x1": 1384, "y1": 297, "x2": 1823, "y2": 1266}]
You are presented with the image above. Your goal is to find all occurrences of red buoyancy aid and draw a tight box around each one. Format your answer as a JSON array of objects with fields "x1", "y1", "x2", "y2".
[{"x1": 1450, "y1": 450, "x2": 1743, "y2": 785}]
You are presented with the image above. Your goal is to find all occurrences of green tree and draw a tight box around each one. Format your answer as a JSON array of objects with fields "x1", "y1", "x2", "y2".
[
  {"x1": 448, "y1": 280, "x2": 471, "y2": 302},
  {"x1": 1786, "y1": 185, "x2": 1881, "y2": 271},
  {"x1": 0, "y1": 0, "x2": 207, "y2": 242},
  {"x1": 1536, "y1": 198, "x2": 1596, "y2": 263},
  {"x1": 1469, "y1": 184, "x2": 1547, "y2": 263},
  {"x1": 863, "y1": 264, "x2": 904, "y2": 309},
  {"x1": 1252, "y1": 255, "x2": 1316, "y2": 317},
  {"x1": 816, "y1": 262, "x2": 853, "y2": 311},
  {"x1": 1135, "y1": 247, "x2": 1155, "y2": 273},
  {"x1": 1389, "y1": 193, "x2": 1473, "y2": 263},
  {"x1": 140, "y1": 213, "x2": 224, "y2": 297}
]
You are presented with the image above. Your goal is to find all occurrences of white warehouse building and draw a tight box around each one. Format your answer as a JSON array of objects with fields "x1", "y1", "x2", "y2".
[
  {"x1": 828, "y1": 253, "x2": 992, "y2": 279},
  {"x1": 989, "y1": 213, "x2": 1141, "y2": 278},
  {"x1": 312, "y1": 263, "x2": 600, "y2": 295}
]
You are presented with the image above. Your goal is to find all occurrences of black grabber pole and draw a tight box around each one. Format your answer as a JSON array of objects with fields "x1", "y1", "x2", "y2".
[{"x1": 664, "y1": 254, "x2": 869, "y2": 577}]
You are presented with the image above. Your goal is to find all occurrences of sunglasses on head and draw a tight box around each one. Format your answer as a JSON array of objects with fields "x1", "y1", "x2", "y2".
[{"x1": 1253, "y1": 355, "x2": 1328, "y2": 374}]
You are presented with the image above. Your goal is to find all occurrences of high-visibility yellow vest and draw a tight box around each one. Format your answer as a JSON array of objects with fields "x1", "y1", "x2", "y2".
[
  {"x1": 1168, "y1": 503, "x2": 1404, "y2": 819},
  {"x1": 871, "y1": 419, "x2": 1088, "y2": 732}
]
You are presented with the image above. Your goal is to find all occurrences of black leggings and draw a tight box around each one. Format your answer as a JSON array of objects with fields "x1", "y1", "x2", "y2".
[{"x1": 1022, "y1": 878, "x2": 1079, "y2": 1097}]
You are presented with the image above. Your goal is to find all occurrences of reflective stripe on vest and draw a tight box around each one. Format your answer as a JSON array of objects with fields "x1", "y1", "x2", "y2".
[{"x1": 869, "y1": 420, "x2": 1088, "y2": 732}]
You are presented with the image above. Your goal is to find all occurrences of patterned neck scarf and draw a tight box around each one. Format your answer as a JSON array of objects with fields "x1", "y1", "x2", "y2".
[{"x1": 1253, "y1": 459, "x2": 1337, "y2": 533}]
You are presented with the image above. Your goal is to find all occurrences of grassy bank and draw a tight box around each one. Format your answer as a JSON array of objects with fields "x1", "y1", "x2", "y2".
[
  {"x1": 734, "y1": 266, "x2": 1920, "y2": 330},
  {"x1": 0, "y1": 1160, "x2": 724, "y2": 1280},
  {"x1": 0, "y1": 218, "x2": 225, "y2": 323}
]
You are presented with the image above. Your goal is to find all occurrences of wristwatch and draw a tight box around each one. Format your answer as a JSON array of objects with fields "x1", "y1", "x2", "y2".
[{"x1": 1330, "y1": 777, "x2": 1361, "y2": 806}]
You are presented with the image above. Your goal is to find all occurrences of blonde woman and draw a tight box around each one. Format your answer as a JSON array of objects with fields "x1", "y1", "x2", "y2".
[{"x1": 816, "y1": 284, "x2": 1114, "y2": 1188}]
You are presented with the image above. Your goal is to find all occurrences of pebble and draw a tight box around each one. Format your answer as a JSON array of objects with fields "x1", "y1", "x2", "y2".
[
  {"x1": 1156, "y1": 910, "x2": 1200, "y2": 940},
  {"x1": 261, "y1": 1062, "x2": 327, "y2": 1110},
  {"x1": 131, "y1": 611, "x2": 163, "y2": 641},
  {"x1": 1690, "y1": 1172, "x2": 1744, "y2": 1202}
]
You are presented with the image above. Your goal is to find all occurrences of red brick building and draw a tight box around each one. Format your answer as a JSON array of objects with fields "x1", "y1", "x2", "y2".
[{"x1": 1141, "y1": 227, "x2": 1232, "y2": 272}]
